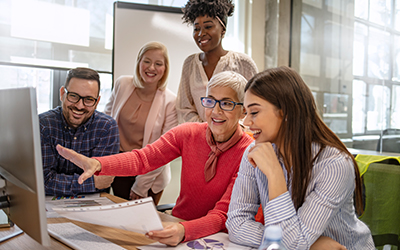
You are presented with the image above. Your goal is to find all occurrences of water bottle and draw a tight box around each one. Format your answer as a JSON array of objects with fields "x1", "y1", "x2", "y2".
[{"x1": 258, "y1": 225, "x2": 286, "y2": 250}]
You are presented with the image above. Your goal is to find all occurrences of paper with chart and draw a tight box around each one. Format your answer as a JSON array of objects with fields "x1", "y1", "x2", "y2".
[{"x1": 52, "y1": 197, "x2": 163, "y2": 234}]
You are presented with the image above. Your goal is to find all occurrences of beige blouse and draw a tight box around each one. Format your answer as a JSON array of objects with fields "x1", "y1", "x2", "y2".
[
  {"x1": 176, "y1": 51, "x2": 258, "y2": 123},
  {"x1": 118, "y1": 89, "x2": 152, "y2": 152}
]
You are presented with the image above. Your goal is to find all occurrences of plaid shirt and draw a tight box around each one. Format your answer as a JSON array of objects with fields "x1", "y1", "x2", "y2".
[{"x1": 39, "y1": 106, "x2": 120, "y2": 196}]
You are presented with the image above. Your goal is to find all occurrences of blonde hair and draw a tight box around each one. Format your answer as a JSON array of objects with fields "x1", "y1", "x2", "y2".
[
  {"x1": 133, "y1": 41, "x2": 170, "y2": 90},
  {"x1": 206, "y1": 71, "x2": 247, "y2": 103}
]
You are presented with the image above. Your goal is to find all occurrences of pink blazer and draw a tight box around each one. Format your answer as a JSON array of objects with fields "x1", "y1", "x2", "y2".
[{"x1": 104, "y1": 75, "x2": 178, "y2": 197}]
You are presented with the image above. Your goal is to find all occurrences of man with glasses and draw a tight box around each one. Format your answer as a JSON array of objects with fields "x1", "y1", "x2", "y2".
[{"x1": 39, "y1": 67, "x2": 120, "y2": 196}]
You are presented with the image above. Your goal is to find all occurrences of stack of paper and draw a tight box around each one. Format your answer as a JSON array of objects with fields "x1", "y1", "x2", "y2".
[{"x1": 52, "y1": 197, "x2": 163, "y2": 234}]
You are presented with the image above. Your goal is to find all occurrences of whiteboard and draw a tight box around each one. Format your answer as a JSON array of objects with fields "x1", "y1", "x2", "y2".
[{"x1": 113, "y1": 2, "x2": 200, "y2": 94}]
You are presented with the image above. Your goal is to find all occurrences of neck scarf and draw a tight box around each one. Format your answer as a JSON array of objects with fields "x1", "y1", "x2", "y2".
[{"x1": 204, "y1": 123, "x2": 243, "y2": 182}]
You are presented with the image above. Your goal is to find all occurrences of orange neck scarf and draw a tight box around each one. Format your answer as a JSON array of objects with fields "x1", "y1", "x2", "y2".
[{"x1": 204, "y1": 124, "x2": 243, "y2": 182}]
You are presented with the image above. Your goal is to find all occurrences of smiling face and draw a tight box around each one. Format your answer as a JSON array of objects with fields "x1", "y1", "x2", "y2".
[
  {"x1": 193, "y1": 15, "x2": 225, "y2": 53},
  {"x1": 243, "y1": 91, "x2": 283, "y2": 144},
  {"x1": 60, "y1": 77, "x2": 100, "y2": 129},
  {"x1": 205, "y1": 86, "x2": 244, "y2": 142},
  {"x1": 139, "y1": 49, "x2": 166, "y2": 87}
]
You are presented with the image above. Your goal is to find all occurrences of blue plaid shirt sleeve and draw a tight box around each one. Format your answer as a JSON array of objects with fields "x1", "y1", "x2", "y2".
[{"x1": 40, "y1": 108, "x2": 120, "y2": 196}]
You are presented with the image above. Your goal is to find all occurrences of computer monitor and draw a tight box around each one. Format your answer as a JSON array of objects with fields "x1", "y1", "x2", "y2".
[{"x1": 0, "y1": 87, "x2": 51, "y2": 246}]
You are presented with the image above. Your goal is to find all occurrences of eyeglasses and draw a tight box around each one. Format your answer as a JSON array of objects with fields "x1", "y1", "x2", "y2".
[
  {"x1": 64, "y1": 89, "x2": 98, "y2": 107},
  {"x1": 200, "y1": 97, "x2": 243, "y2": 111}
]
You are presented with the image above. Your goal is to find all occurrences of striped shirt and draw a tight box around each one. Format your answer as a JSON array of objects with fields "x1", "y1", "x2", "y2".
[
  {"x1": 226, "y1": 142, "x2": 375, "y2": 250},
  {"x1": 39, "y1": 106, "x2": 119, "y2": 196}
]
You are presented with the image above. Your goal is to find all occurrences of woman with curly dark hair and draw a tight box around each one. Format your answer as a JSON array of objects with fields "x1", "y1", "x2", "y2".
[{"x1": 176, "y1": 0, "x2": 258, "y2": 124}]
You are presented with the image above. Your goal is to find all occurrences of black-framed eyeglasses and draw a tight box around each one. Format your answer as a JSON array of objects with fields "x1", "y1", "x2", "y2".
[
  {"x1": 64, "y1": 89, "x2": 98, "y2": 107},
  {"x1": 200, "y1": 97, "x2": 243, "y2": 111}
]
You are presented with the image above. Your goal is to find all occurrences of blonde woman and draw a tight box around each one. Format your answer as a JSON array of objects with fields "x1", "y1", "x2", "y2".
[{"x1": 104, "y1": 41, "x2": 178, "y2": 204}]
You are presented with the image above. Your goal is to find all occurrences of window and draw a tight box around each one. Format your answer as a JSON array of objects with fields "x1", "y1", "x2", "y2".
[
  {"x1": 1, "y1": 0, "x2": 245, "y2": 113},
  {"x1": 295, "y1": 0, "x2": 354, "y2": 138},
  {"x1": 294, "y1": 0, "x2": 400, "y2": 151},
  {"x1": 353, "y1": 0, "x2": 400, "y2": 135},
  {"x1": 0, "y1": 64, "x2": 52, "y2": 114}
]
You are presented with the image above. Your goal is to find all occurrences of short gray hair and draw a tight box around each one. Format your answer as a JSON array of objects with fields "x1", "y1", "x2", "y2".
[{"x1": 206, "y1": 71, "x2": 247, "y2": 103}]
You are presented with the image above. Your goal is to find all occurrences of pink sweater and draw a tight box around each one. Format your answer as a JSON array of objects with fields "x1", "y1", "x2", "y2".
[{"x1": 95, "y1": 122, "x2": 253, "y2": 241}]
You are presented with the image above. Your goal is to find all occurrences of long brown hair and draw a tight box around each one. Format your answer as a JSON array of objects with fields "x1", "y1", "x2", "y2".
[{"x1": 244, "y1": 66, "x2": 363, "y2": 214}]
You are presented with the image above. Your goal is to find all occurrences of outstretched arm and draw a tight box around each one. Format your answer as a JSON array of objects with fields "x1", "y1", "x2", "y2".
[{"x1": 56, "y1": 145, "x2": 102, "y2": 184}]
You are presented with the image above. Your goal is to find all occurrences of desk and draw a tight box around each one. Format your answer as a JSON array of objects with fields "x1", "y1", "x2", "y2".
[{"x1": 0, "y1": 193, "x2": 182, "y2": 249}]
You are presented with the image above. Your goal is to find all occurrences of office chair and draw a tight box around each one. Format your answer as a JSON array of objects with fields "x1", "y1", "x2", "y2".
[
  {"x1": 156, "y1": 203, "x2": 175, "y2": 213},
  {"x1": 376, "y1": 128, "x2": 400, "y2": 153},
  {"x1": 357, "y1": 158, "x2": 400, "y2": 249}
]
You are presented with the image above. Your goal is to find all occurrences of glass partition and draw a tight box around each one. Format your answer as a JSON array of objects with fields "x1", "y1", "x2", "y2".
[{"x1": 293, "y1": 0, "x2": 400, "y2": 154}]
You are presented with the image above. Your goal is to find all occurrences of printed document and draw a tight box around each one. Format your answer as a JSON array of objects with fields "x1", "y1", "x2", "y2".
[{"x1": 52, "y1": 197, "x2": 163, "y2": 234}]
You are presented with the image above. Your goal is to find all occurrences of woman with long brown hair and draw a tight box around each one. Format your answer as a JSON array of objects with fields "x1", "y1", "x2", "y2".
[{"x1": 226, "y1": 66, "x2": 374, "y2": 250}]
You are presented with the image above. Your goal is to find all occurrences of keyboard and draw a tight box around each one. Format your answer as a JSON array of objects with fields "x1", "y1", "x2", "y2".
[{"x1": 48, "y1": 222, "x2": 126, "y2": 250}]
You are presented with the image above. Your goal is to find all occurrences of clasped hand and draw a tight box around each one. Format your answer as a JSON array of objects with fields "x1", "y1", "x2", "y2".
[
  {"x1": 248, "y1": 142, "x2": 287, "y2": 200},
  {"x1": 56, "y1": 144, "x2": 102, "y2": 184}
]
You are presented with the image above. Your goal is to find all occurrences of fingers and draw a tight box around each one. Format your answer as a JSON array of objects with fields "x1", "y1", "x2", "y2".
[
  {"x1": 129, "y1": 190, "x2": 142, "y2": 200},
  {"x1": 247, "y1": 155, "x2": 257, "y2": 167},
  {"x1": 146, "y1": 233, "x2": 179, "y2": 246},
  {"x1": 79, "y1": 172, "x2": 94, "y2": 185},
  {"x1": 56, "y1": 144, "x2": 85, "y2": 169},
  {"x1": 57, "y1": 144, "x2": 103, "y2": 185},
  {"x1": 94, "y1": 175, "x2": 114, "y2": 189},
  {"x1": 56, "y1": 144, "x2": 77, "y2": 160},
  {"x1": 146, "y1": 224, "x2": 185, "y2": 246}
]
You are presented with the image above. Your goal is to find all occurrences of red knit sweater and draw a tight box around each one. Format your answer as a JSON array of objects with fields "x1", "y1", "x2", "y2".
[{"x1": 95, "y1": 122, "x2": 253, "y2": 241}]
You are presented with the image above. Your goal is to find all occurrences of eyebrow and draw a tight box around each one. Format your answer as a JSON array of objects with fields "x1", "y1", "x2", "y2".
[
  {"x1": 207, "y1": 95, "x2": 234, "y2": 101},
  {"x1": 246, "y1": 103, "x2": 261, "y2": 108}
]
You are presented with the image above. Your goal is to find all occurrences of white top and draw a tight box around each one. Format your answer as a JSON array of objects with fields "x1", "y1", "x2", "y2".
[{"x1": 176, "y1": 51, "x2": 258, "y2": 123}]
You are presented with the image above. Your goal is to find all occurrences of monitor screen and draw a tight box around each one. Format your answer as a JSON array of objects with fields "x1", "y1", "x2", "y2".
[{"x1": 0, "y1": 87, "x2": 50, "y2": 246}]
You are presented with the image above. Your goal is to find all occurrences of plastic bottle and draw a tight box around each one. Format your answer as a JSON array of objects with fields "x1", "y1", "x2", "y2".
[{"x1": 258, "y1": 225, "x2": 286, "y2": 250}]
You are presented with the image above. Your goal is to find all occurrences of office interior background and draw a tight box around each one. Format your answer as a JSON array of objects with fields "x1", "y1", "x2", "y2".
[{"x1": 0, "y1": 0, "x2": 399, "y2": 152}]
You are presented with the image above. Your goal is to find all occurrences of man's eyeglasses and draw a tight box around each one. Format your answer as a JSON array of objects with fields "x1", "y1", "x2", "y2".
[
  {"x1": 200, "y1": 97, "x2": 243, "y2": 111},
  {"x1": 64, "y1": 89, "x2": 98, "y2": 107}
]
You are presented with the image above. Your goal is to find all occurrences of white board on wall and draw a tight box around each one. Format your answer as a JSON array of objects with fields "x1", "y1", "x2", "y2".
[{"x1": 113, "y1": 2, "x2": 200, "y2": 94}]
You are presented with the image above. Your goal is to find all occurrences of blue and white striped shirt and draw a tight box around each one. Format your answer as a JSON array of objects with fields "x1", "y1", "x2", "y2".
[
  {"x1": 39, "y1": 106, "x2": 120, "y2": 196},
  {"x1": 226, "y1": 142, "x2": 375, "y2": 250}
]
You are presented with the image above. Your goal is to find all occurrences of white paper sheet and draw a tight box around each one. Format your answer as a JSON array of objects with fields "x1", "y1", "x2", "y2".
[
  {"x1": 138, "y1": 232, "x2": 256, "y2": 250},
  {"x1": 52, "y1": 197, "x2": 163, "y2": 234}
]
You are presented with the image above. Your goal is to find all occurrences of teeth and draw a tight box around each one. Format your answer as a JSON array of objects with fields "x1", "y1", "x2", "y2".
[
  {"x1": 72, "y1": 110, "x2": 84, "y2": 115},
  {"x1": 200, "y1": 39, "x2": 209, "y2": 44},
  {"x1": 251, "y1": 129, "x2": 261, "y2": 135},
  {"x1": 146, "y1": 73, "x2": 155, "y2": 76},
  {"x1": 212, "y1": 118, "x2": 225, "y2": 123}
]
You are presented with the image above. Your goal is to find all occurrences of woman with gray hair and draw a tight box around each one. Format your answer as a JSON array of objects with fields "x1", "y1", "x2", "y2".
[{"x1": 57, "y1": 71, "x2": 254, "y2": 246}]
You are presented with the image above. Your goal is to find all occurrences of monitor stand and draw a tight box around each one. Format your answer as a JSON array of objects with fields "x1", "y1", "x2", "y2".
[
  {"x1": 0, "y1": 208, "x2": 23, "y2": 242},
  {"x1": 0, "y1": 224, "x2": 23, "y2": 243}
]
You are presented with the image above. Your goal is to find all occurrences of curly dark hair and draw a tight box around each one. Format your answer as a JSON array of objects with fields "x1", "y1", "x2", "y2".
[{"x1": 182, "y1": 0, "x2": 234, "y2": 28}]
